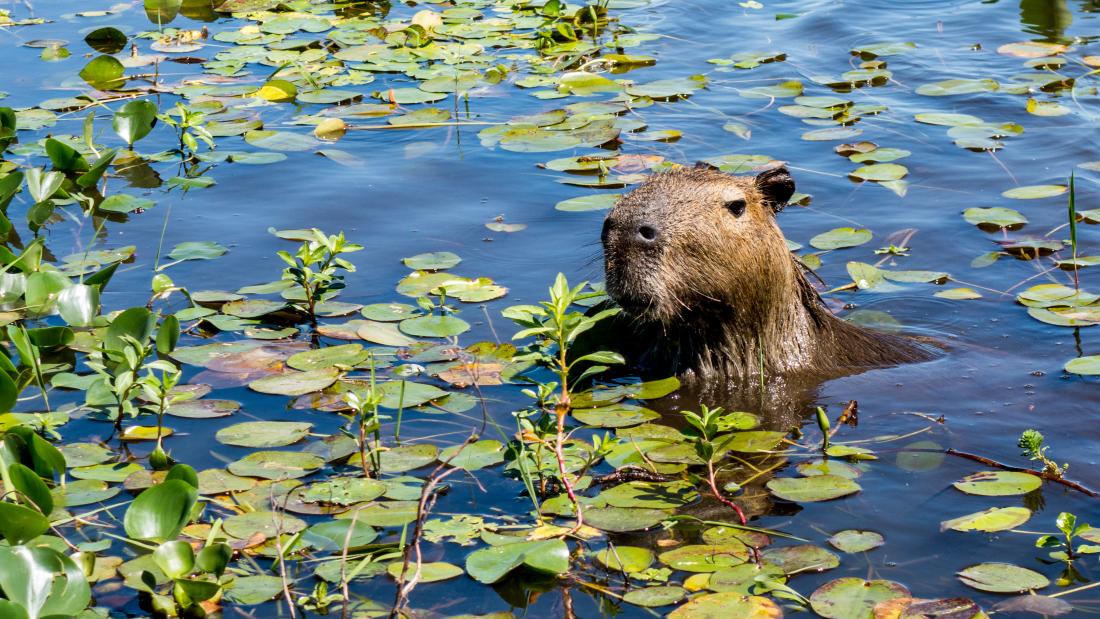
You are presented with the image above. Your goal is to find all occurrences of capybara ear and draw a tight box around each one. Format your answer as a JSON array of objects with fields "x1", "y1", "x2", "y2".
[{"x1": 755, "y1": 165, "x2": 795, "y2": 214}]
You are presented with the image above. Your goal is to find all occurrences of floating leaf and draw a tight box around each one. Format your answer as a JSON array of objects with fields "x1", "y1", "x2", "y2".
[
  {"x1": 810, "y1": 228, "x2": 872, "y2": 250},
  {"x1": 216, "y1": 421, "x2": 312, "y2": 448},
  {"x1": 1002, "y1": 185, "x2": 1067, "y2": 199},
  {"x1": 850, "y1": 163, "x2": 907, "y2": 181},
  {"x1": 958, "y1": 563, "x2": 1049, "y2": 593},
  {"x1": 227, "y1": 450, "x2": 324, "y2": 480},
  {"x1": 668, "y1": 593, "x2": 781, "y2": 618},
  {"x1": 809, "y1": 578, "x2": 909, "y2": 619},
  {"x1": 953, "y1": 471, "x2": 1042, "y2": 496},
  {"x1": 941, "y1": 507, "x2": 1031, "y2": 532},
  {"x1": 658, "y1": 544, "x2": 750, "y2": 573},
  {"x1": 767, "y1": 475, "x2": 860, "y2": 502},
  {"x1": 828, "y1": 530, "x2": 884, "y2": 553},
  {"x1": 248, "y1": 368, "x2": 339, "y2": 396}
]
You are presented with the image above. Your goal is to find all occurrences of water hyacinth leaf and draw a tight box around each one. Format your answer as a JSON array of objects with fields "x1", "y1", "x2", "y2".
[
  {"x1": 152, "y1": 540, "x2": 194, "y2": 579},
  {"x1": 215, "y1": 421, "x2": 312, "y2": 448},
  {"x1": 112, "y1": 100, "x2": 157, "y2": 146},
  {"x1": 953, "y1": 471, "x2": 1042, "y2": 496},
  {"x1": 0, "y1": 546, "x2": 91, "y2": 618},
  {"x1": 940, "y1": 506, "x2": 1031, "y2": 532},
  {"x1": 668, "y1": 593, "x2": 782, "y2": 618},
  {"x1": 8, "y1": 462, "x2": 52, "y2": 515},
  {"x1": 809, "y1": 578, "x2": 910, "y2": 619},
  {"x1": 99, "y1": 194, "x2": 154, "y2": 214},
  {"x1": 79, "y1": 55, "x2": 126, "y2": 89},
  {"x1": 828, "y1": 530, "x2": 884, "y2": 553},
  {"x1": 223, "y1": 575, "x2": 283, "y2": 605},
  {"x1": 810, "y1": 228, "x2": 872, "y2": 250},
  {"x1": 1002, "y1": 185, "x2": 1066, "y2": 199},
  {"x1": 766, "y1": 475, "x2": 861, "y2": 502},
  {"x1": 248, "y1": 368, "x2": 339, "y2": 396},
  {"x1": 123, "y1": 479, "x2": 198, "y2": 542},
  {"x1": 958, "y1": 563, "x2": 1049, "y2": 593},
  {"x1": 227, "y1": 450, "x2": 323, "y2": 480}
]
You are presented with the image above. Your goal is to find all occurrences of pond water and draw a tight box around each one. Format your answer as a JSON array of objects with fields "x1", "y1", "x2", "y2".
[{"x1": 2, "y1": 0, "x2": 1100, "y2": 616}]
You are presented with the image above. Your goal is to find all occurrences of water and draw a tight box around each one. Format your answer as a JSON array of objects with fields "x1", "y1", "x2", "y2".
[{"x1": 3, "y1": 0, "x2": 1100, "y2": 615}]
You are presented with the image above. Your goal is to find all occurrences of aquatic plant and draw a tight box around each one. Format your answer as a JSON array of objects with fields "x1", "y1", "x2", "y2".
[{"x1": 278, "y1": 228, "x2": 363, "y2": 327}]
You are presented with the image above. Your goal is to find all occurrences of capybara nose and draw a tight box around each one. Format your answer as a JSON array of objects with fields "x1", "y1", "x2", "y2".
[{"x1": 636, "y1": 224, "x2": 659, "y2": 244}]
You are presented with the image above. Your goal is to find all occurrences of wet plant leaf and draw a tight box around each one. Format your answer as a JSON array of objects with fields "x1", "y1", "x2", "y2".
[
  {"x1": 767, "y1": 475, "x2": 861, "y2": 502},
  {"x1": 952, "y1": 471, "x2": 1042, "y2": 496},
  {"x1": 810, "y1": 227, "x2": 872, "y2": 250},
  {"x1": 941, "y1": 507, "x2": 1031, "y2": 532},
  {"x1": 1001, "y1": 185, "x2": 1066, "y2": 199},
  {"x1": 248, "y1": 368, "x2": 340, "y2": 396},
  {"x1": 216, "y1": 421, "x2": 312, "y2": 448},
  {"x1": 809, "y1": 577, "x2": 909, "y2": 619},
  {"x1": 828, "y1": 530, "x2": 884, "y2": 553},
  {"x1": 958, "y1": 562, "x2": 1049, "y2": 593}
]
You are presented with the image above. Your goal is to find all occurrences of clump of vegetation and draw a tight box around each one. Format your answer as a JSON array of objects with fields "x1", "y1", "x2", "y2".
[
  {"x1": 278, "y1": 228, "x2": 363, "y2": 327},
  {"x1": 1018, "y1": 429, "x2": 1067, "y2": 477}
]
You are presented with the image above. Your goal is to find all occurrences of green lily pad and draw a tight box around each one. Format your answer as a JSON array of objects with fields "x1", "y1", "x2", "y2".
[
  {"x1": 940, "y1": 507, "x2": 1031, "y2": 532},
  {"x1": 596, "y1": 545, "x2": 655, "y2": 573},
  {"x1": 1001, "y1": 185, "x2": 1067, "y2": 199},
  {"x1": 850, "y1": 163, "x2": 908, "y2": 181},
  {"x1": 555, "y1": 193, "x2": 620, "y2": 212},
  {"x1": 379, "y1": 444, "x2": 439, "y2": 473},
  {"x1": 963, "y1": 207, "x2": 1027, "y2": 230},
  {"x1": 585, "y1": 507, "x2": 671, "y2": 532},
  {"x1": 223, "y1": 510, "x2": 306, "y2": 539},
  {"x1": 623, "y1": 585, "x2": 686, "y2": 607},
  {"x1": 810, "y1": 577, "x2": 910, "y2": 619},
  {"x1": 767, "y1": 475, "x2": 861, "y2": 502},
  {"x1": 1066, "y1": 355, "x2": 1100, "y2": 375},
  {"x1": 399, "y1": 315, "x2": 470, "y2": 337},
  {"x1": 301, "y1": 477, "x2": 387, "y2": 505},
  {"x1": 438, "y1": 440, "x2": 504, "y2": 471},
  {"x1": 286, "y1": 344, "x2": 368, "y2": 371},
  {"x1": 658, "y1": 544, "x2": 749, "y2": 572},
  {"x1": 386, "y1": 561, "x2": 463, "y2": 582},
  {"x1": 248, "y1": 368, "x2": 340, "y2": 396},
  {"x1": 762, "y1": 545, "x2": 840, "y2": 574},
  {"x1": 668, "y1": 593, "x2": 782, "y2": 618},
  {"x1": 403, "y1": 252, "x2": 461, "y2": 270},
  {"x1": 227, "y1": 451, "x2": 324, "y2": 480},
  {"x1": 953, "y1": 471, "x2": 1042, "y2": 496},
  {"x1": 828, "y1": 530, "x2": 884, "y2": 553},
  {"x1": 810, "y1": 228, "x2": 872, "y2": 250},
  {"x1": 572, "y1": 404, "x2": 660, "y2": 428},
  {"x1": 958, "y1": 562, "x2": 1049, "y2": 593},
  {"x1": 216, "y1": 421, "x2": 313, "y2": 448}
]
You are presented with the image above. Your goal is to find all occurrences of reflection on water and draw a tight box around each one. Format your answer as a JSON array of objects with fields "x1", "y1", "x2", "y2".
[
  {"x1": 2, "y1": 0, "x2": 1100, "y2": 614},
  {"x1": 1020, "y1": 0, "x2": 1073, "y2": 40}
]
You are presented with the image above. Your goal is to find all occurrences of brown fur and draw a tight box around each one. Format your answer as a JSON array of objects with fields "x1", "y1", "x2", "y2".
[{"x1": 601, "y1": 165, "x2": 937, "y2": 382}]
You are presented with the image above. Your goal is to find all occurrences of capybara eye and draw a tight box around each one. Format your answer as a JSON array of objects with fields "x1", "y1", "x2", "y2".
[{"x1": 725, "y1": 199, "x2": 746, "y2": 217}]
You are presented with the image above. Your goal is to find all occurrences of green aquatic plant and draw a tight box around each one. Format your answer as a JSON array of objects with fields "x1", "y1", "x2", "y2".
[
  {"x1": 505, "y1": 273, "x2": 622, "y2": 529},
  {"x1": 1018, "y1": 429, "x2": 1067, "y2": 477},
  {"x1": 157, "y1": 102, "x2": 215, "y2": 160},
  {"x1": 277, "y1": 228, "x2": 363, "y2": 327},
  {"x1": 1036, "y1": 512, "x2": 1100, "y2": 562}
]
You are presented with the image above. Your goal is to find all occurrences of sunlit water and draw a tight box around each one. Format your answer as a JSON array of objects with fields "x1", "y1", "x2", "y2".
[{"x1": 4, "y1": 0, "x2": 1100, "y2": 615}]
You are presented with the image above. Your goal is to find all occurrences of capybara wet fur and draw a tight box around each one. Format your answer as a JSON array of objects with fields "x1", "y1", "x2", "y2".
[{"x1": 601, "y1": 164, "x2": 938, "y2": 383}]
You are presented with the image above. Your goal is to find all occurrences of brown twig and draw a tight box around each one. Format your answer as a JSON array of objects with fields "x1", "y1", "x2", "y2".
[
  {"x1": 894, "y1": 447, "x2": 1099, "y2": 498},
  {"x1": 390, "y1": 435, "x2": 474, "y2": 618},
  {"x1": 828, "y1": 400, "x2": 858, "y2": 439}
]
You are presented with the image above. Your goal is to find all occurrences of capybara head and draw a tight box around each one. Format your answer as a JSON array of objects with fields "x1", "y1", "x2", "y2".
[{"x1": 601, "y1": 165, "x2": 797, "y2": 326}]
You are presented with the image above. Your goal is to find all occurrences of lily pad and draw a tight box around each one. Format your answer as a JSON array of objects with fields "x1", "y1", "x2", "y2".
[
  {"x1": 828, "y1": 530, "x2": 884, "y2": 553},
  {"x1": 767, "y1": 475, "x2": 861, "y2": 502},
  {"x1": 216, "y1": 421, "x2": 312, "y2": 448},
  {"x1": 809, "y1": 578, "x2": 909, "y2": 619},
  {"x1": 227, "y1": 451, "x2": 324, "y2": 480},
  {"x1": 952, "y1": 471, "x2": 1042, "y2": 496},
  {"x1": 941, "y1": 507, "x2": 1031, "y2": 532},
  {"x1": 958, "y1": 562, "x2": 1049, "y2": 593},
  {"x1": 810, "y1": 228, "x2": 872, "y2": 250},
  {"x1": 248, "y1": 369, "x2": 340, "y2": 396}
]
